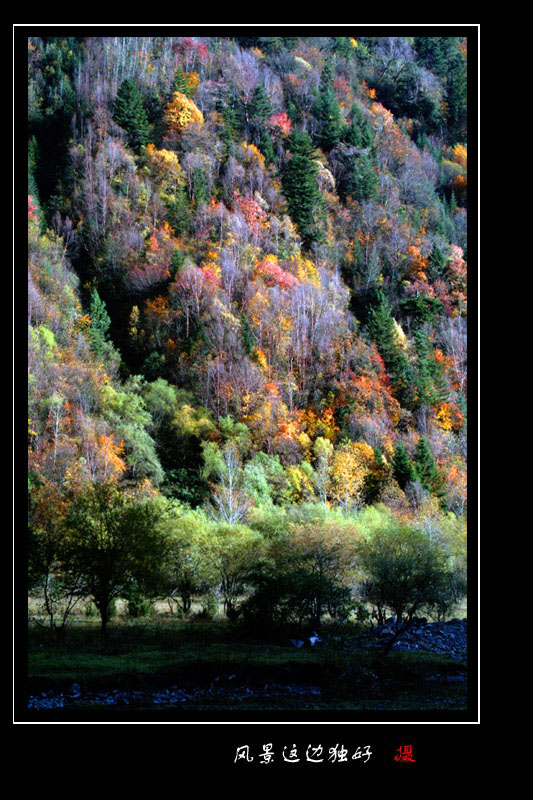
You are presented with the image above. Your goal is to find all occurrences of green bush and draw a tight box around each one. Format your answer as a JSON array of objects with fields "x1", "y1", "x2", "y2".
[
  {"x1": 240, "y1": 568, "x2": 355, "y2": 633},
  {"x1": 123, "y1": 585, "x2": 153, "y2": 619},
  {"x1": 84, "y1": 600, "x2": 98, "y2": 618},
  {"x1": 195, "y1": 593, "x2": 219, "y2": 621}
]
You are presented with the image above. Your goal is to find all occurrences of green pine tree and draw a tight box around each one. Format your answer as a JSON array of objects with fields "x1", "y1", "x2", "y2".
[
  {"x1": 426, "y1": 242, "x2": 448, "y2": 282},
  {"x1": 258, "y1": 128, "x2": 275, "y2": 165},
  {"x1": 414, "y1": 327, "x2": 438, "y2": 407},
  {"x1": 113, "y1": 78, "x2": 151, "y2": 154},
  {"x1": 413, "y1": 436, "x2": 446, "y2": 498},
  {"x1": 392, "y1": 443, "x2": 414, "y2": 490},
  {"x1": 240, "y1": 312, "x2": 256, "y2": 356},
  {"x1": 314, "y1": 63, "x2": 343, "y2": 152},
  {"x1": 88, "y1": 289, "x2": 112, "y2": 358},
  {"x1": 172, "y1": 66, "x2": 191, "y2": 97},
  {"x1": 338, "y1": 152, "x2": 378, "y2": 203},
  {"x1": 367, "y1": 291, "x2": 414, "y2": 408},
  {"x1": 282, "y1": 130, "x2": 322, "y2": 249},
  {"x1": 445, "y1": 52, "x2": 467, "y2": 142},
  {"x1": 343, "y1": 103, "x2": 374, "y2": 150}
]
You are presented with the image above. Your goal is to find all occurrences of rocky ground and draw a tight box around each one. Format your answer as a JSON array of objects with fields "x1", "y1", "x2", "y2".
[
  {"x1": 28, "y1": 681, "x2": 323, "y2": 710},
  {"x1": 352, "y1": 617, "x2": 468, "y2": 662}
]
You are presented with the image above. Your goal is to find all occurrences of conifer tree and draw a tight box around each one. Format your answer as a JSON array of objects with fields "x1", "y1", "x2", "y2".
[
  {"x1": 88, "y1": 289, "x2": 112, "y2": 359},
  {"x1": 427, "y1": 242, "x2": 448, "y2": 282},
  {"x1": 414, "y1": 327, "x2": 436, "y2": 408},
  {"x1": 240, "y1": 312, "x2": 256, "y2": 356},
  {"x1": 413, "y1": 436, "x2": 445, "y2": 498},
  {"x1": 445, "y1": 52, "x2": 467, "y2": 142},
  {"x1": 392, "y1": 443, "x2": 414, "y2": 490},
  {"x1": 113, "y1": 79, "x2": 151, "y2": 154},
  {"x1": 343, "y1": 103, "x2": 373, "y2": 150},
  {"x1": 338, "y1": 151, "x2": 378, "y2": 203},
  {"x1": 315, "y1": 63, "x2": 343, "y2": 152},
  {"x1": 172, "y1": 66, "x2": 191, "y2": 97},
  {"x1": 282, "y1": 130, "x2": 322, "y2": 248},
  {"x1": 367, "y1": 291, "x2": 414, "y2": 408},
  {"x1": 247, "y1": 85, "x2": 272, "y2": 144},
  {"x1": 258, "y1": 128, "x2": 275, "y2": 164},
  {"x1": 250, "y1": 85, "x2": 272, "y2": 122}
]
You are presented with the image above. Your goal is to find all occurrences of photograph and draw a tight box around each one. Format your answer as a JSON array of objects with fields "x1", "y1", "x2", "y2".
[{"x1": 17, "y1": 24, "x2": 478, "y2": 764}]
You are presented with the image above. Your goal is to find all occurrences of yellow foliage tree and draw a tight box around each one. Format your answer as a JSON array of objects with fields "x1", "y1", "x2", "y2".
[
  {"x1": 144, "y1": 144, "x2": 183, "y2": 195},
  {"x1": 330, "y1": 441, "x2": 374, "y2": 512},
  {"x1": 164, "y1": 91, "x2": 204, "y2": 133}
]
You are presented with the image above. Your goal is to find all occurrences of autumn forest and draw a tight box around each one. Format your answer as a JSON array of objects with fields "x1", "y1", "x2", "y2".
[{"x1": 24, "y1": 29, "x2": 472, "y2": 716}]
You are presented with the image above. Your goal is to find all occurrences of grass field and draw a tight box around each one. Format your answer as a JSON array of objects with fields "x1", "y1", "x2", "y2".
[{"x1": 25, "y1": 608, "x2": 468, "y2": 714}]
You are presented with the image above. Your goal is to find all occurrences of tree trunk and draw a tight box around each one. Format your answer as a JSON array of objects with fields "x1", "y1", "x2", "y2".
[{"x1": 100, "y1": 601, "x2": 109, "y2": 638}]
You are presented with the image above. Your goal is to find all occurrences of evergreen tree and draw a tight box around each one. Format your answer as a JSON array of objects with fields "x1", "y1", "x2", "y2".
[
  {"x1": 250, "y1": 85, "x2": 272, "y2": 122},
  {"x1": 191, "y1": 167, "x2": 208, "y2": 209},
  {"x1": 169, "y1": 248, "x2": 186, "y2": 279},
  {"x1": 88, "y1": 289, "x2": 115, "y2": 361},
  {"x1": 427, "y1": 242, "x2": 448, "y2": 282},
  {"x1": 314, "y1": 62, "x2": 343, "y2": 152},
  {"x1": 282, "y1": 130, "x2": 322, "y2": 249},
  {"x1": 113, "y1": 78, "x2": 151, "y2": 153},
  {"x1": 247, "y1": 85, "x2": 272, "y2": 144},
  {"x1": 445, "y1": 52, "x2": 467, "y2": 143},
  {"x1": 392, "y1": 443, "x2": 414, "y2": 490},
  {"x1": 333, "y1": 37, "x2": 357, "y2": 59},
  {"x1": 343, "y1": 103, "x2": 373, "y2": 150},
  {"x1": 258, "y1": 128, "x2": 275, "y2": 164},
  {"x1": 218, "y1": 97, "x2": 241, "y2": 163},
  {"x1": 240, "y1": 312, "x2": 256, "y2": 356},
  {"x1": 414, "y1": 327, "x2": 437, "y2": 408},
  {"x1": 338, "y1": 151, "x2": 378, "y2": 203},
  {"x1": 172, "y1": 66, "x2": 192, "y2": 97},
  {"x1": 367, "y1": 291, "x2": 414, "y2": 408},
  {"x1": 166, "y1": 182, "x2": 192, "y2": 236},
  {"x1": 413, "y1": 436, "x2": 445, "y2": 497},
  {"x1": 414, "y1": 36, "x2": 460, "y2": 78},
  {"x1": 400, "y1": 295, "x2": 445, "y2": 329}
]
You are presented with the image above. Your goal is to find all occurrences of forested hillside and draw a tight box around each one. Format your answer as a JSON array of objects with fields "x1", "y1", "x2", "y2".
[{"x1": 27, "y1": 34, "x2": 469, "y2": 641}]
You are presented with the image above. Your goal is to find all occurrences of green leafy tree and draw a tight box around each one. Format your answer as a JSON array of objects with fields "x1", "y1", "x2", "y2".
[
  {"x1": 241, "y1": 522, "x2": 356, "y2": 630},
  {"x1": 204, "y1": 522, "x2": 264, "y2": 618},
  {"x1": 362, "y1": 447, "x2": 390, "y2": 505},
  {"x1": 160, "y1": 506, "x2": 213, "y2": 615},
  {"x1": 64, "y1": 483, "x2": 167, "y2": 636},
  {"x1": 358, "y1": 522, "x2": 457, "y2": 653}
]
